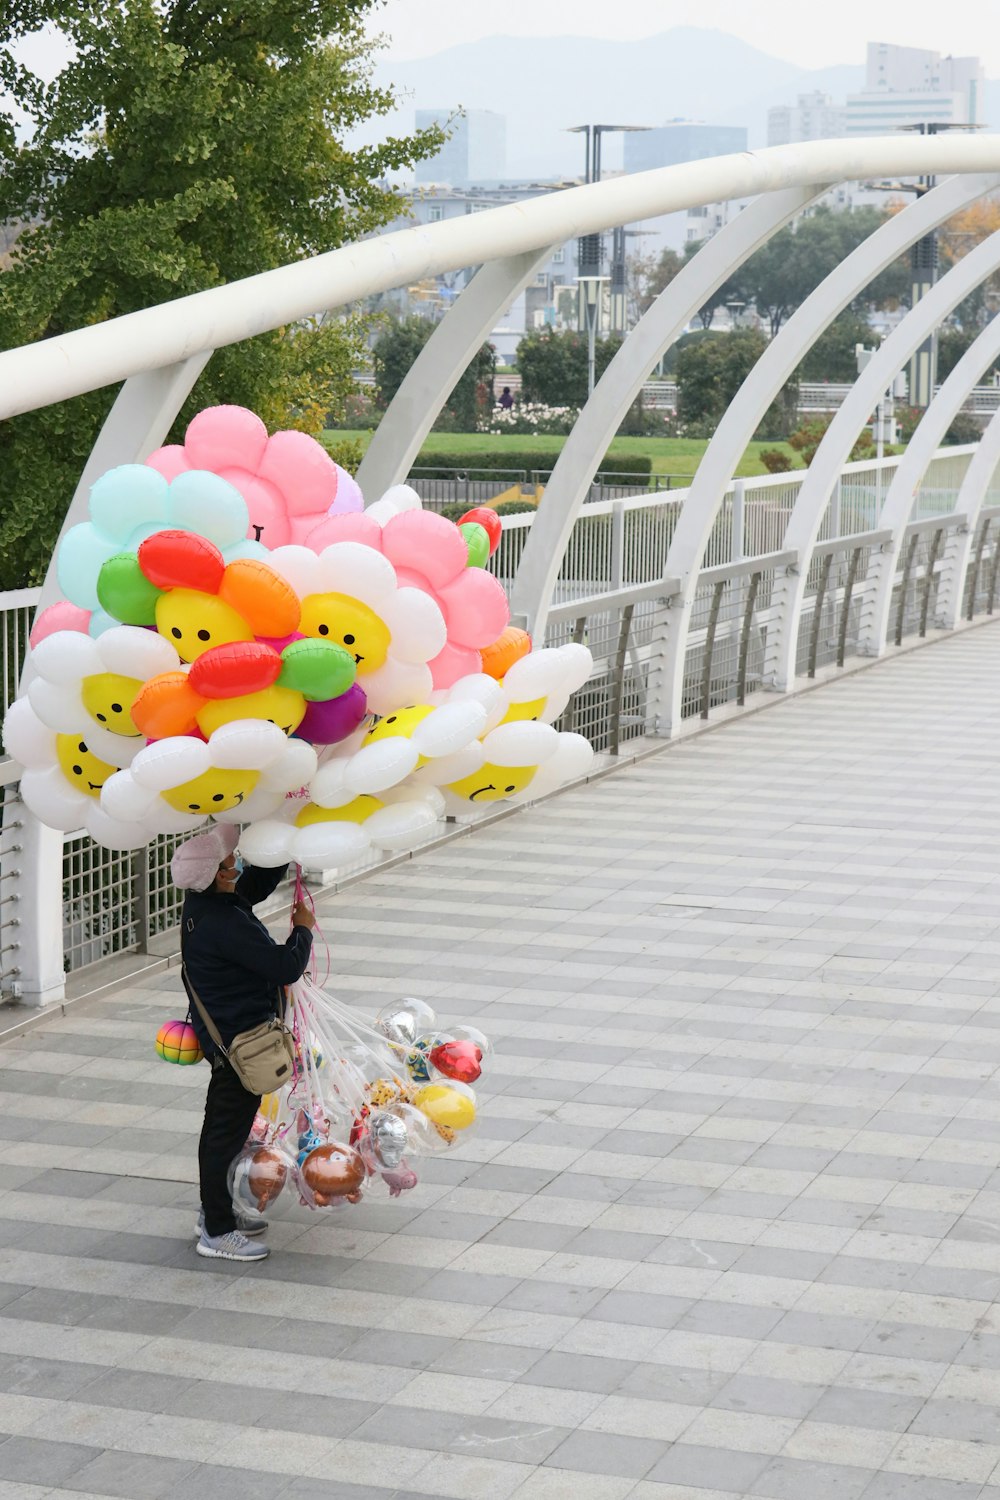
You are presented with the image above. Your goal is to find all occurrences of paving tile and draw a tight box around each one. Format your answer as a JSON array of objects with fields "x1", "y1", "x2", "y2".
[{"x1": 61, "y1": 1450, "x2": 198, "y2": 1497}]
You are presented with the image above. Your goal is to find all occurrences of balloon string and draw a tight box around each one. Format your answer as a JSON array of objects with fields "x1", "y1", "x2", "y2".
[{"x1": 292, "y1": 863, "x2": 331, "y2": 985}]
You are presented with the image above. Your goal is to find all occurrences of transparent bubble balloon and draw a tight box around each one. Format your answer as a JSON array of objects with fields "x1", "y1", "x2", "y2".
[
  {"x1": 228, "y1": 1142, "x2": 294, "y2": 1218},
  {"x1": 390, "y1": 1101, "x2": 455, "y2": 1155},
  {"x1": 375, "y1": 997, "x2": 437, "y2": 1049},
  {"x1": 361, "y1": 1110, "x2": 409, "y2": 1171},
  {"x1": 295, "y1": 1141, "x2": 367, "y2": 1211}
]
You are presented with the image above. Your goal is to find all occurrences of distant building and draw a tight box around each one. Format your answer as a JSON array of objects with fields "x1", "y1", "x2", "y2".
[
  {"x1": 846, "y1": 41, "x2": 984, "y2": 134},
  {"x1": 414, "y1": 109, "x2": 506, "y2": 187},
  {"x1": 385, "y1": 182, "x2": 577, "y2": 358},
  {"x1": 623, "y1": 121, "x2": 747, "y2": 174},
  {"x1": 767, "y1": 92, "x2": 847, "y2": 147}
]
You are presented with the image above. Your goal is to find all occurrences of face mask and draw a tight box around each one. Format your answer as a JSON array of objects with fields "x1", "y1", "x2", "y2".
[{"x1": 233, "y1": 855, "x2": 245, "y2": 876}]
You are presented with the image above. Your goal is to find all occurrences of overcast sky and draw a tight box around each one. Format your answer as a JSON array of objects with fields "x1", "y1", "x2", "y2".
[{"x1": 370, "y1": 0, "x2": 1000, "y2": 73}]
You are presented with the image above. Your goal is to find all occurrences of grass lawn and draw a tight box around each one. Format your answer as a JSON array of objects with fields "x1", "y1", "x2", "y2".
[{"x1": 325, "y1": 430, "x2": 804, "y2": 478}]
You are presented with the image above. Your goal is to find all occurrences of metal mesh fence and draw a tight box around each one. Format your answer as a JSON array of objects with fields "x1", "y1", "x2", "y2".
[
  {"x1": 62, "y1": 835, "x2": 136, "y2": 972},
  {"x1": 681, "y1": 567, "x2": 775, "y2": 720},
  {"x1": 892, "y1": 526, "x2": 948, "y2": 643},
  {"x1": 794, "y1": 543, "x2": 878, "y2": 677}
]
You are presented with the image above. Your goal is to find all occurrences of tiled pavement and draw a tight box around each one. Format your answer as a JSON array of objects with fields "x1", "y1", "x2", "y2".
[{"x1": 6, "y1": 627, "x2": 1000, "y2": 1499}]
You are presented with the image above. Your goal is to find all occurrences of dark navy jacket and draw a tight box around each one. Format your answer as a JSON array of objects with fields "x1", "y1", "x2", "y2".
[{"x1": 181, "y1": 863, "x2": 313, "y2": 1058}]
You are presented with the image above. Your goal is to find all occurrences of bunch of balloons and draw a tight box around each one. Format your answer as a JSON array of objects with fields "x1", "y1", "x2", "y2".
[
  {"x1": 4, "y1": 404, "x2": 596, "y2": 865},
  {"x1": 227, "y1": 980, "x2": 489, "y2": 1216}
]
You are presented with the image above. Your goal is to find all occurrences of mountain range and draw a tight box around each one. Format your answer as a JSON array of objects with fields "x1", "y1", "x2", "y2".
[{"x1": 364, "y1": 27, "x2": 1000, "y2": 181}]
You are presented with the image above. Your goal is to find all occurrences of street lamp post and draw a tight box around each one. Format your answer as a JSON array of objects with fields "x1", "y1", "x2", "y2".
[{"x1": 567, "y1": 123, "x2": 650, "y2": 393}]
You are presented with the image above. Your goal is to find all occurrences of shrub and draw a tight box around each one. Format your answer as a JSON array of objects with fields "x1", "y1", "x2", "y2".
[
  {"x1": 759, "y1": 448, "x2": 794, "y2": 474},
  {"x1": 413, "y1": 448, "x2": 652, "y2": 480},
  {"x1": 943, "y1": 412, "x2": 983, "y2": 446},
  {"x1": 788, "y1": 416, "x2": 875, "y2": 467},
  {"x1": 322, "y1": 436, "x2": 364, "y2": 472}
]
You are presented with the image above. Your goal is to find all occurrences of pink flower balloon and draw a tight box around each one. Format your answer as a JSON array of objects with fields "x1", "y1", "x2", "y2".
[
  {"x1": 30, "y1": 601, "x2": 92, "y2": 647},
  {"x1": 320, "y1": 509, "x2": 509, "y2": 689},
  {"x1": 147, "y1": 405, "x2": 363, "y2": 550}
]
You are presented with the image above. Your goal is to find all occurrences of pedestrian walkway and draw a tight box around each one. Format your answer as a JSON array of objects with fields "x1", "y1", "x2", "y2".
[{"x1": 4, "y1": 623, "x2": 1000, "y2": 1500}]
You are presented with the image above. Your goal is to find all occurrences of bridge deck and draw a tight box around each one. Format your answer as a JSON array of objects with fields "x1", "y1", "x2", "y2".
[{"x1": 4, "y1": 625, "x2": 1000, "y2": 1500}]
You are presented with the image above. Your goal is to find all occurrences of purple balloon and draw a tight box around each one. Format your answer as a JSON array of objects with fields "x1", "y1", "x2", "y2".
[
  {"x1": 328, "y1": 469, "x2": 364, "y2": 517},
  {"x1": 297, "y1": 682, "x2": 367, "y2": 744}
]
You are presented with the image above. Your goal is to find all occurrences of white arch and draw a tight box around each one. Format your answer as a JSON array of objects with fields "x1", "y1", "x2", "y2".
[
  {"x1": 355, "y1": 249, "x2": 551, "y2": 500},
  {"x1": 860, "y1": 306, "x2": 1000, "y2": 654},
  {"x1": 936, "y1": 406, "x2": 1000, "y2": 629},
  {"x1": 508, "y1": 183, "x2": 831, "y2": 634},
  {"x1": 761, "y1": 227, "x2": 1000, "y2": 690},
  {"x1": 3, "y1": 137, "x2": 1000, "y2": 423},
  {"x1": 641, "y1": 173, "x2": 999, "y2": 734}
]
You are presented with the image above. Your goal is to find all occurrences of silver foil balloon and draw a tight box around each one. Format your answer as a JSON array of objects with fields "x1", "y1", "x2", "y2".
[
  {"x1": 369, "y1": 1110, "x2": 408, "y2": 1170},
  {"x1": 375, "y1": 998, "x2": 437, "y2": 1049}
]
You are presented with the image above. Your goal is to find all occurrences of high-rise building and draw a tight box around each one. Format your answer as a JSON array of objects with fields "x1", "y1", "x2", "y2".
[
  {"x1": 767, "y1": 92, "x2": 847, "y2": 147},
  {"x1": 414, "y1": 109, "x2": 506, "y2": 187},
  {"x1": 846, "y1": 41, "x2": 984, "y2": 134},
  {"x1": 623, "y1": 121, "x2": 747, "y2": 174}
]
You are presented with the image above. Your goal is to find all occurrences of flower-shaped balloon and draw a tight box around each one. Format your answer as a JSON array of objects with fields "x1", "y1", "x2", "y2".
[
  {"x1": 498, "y1": 643, "x2": 594, "y2": 725},
  {"x1": 57, "y1": 466, "x2": 266, "y2": 635},
  {"x1": 25, "y1": 625, "x2": 182, "y2": 764},
  {"x1": 100, "y1": 719, "x2": 318, "y2": 834},
  {"x1": 147, "y1": 405, "x2": 363, "y2": 550},
  {"x1": 309, "y1": 675, "x2": 502, "y2": 800},
  {"x1": 437, "y1": 720, "x2": 596, "y2": 816},
  {"x1": 238, "y1": 783, "x2": 445, "y2": 872},
  {"x1": 322, "y1": 487, "x2": 510, "y2": 690},
  {"x1": 265, "y1": 541, "x2": 447, "y2": 715},
  {"x1": 5, "y1": 697, "x2": 162, "y2": 848}
]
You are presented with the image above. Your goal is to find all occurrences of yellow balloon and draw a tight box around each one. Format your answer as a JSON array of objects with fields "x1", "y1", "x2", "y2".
[
  {"x1": 80, "y1": 672, "x2": 144, "y2": 737},
  {"x1": 55, "y1": 734, "x2": 120, "y2": 798},
  {"x1": 155, "y1": 589, "x2": 253, "y2": 663},
  {"x1": 295, "y1": 795, "x2": 383, "y2": 828},
  {"x1": 365, "y1": 705, "x2": 434, "y2": 742},
  {"x1": 445, "y1": 761, "x2": 538, "y2": 803},
  {"x1": 197, "y1": 684, "x2": 306, "y2": 738},
  {"x1": 161, "y1": 766, "x2": 260, "y2": 814},
  {"x1": 299, "y1": 592, "x2": 391, "y2": 672},
  {"x1": 498, "y1": 695, "x2": 546, "y2": 725},
  {"x1": 414, "y1": 1083, "x2": 476, "y2": 1131}
]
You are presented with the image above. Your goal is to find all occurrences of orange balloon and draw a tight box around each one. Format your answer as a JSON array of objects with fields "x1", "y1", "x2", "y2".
[
  {"x1": 247, "y1": 1146, "x2": 290, "y2": 1210},
  {"x1": 132, "y1": 672, "x2": 205, "y2": 739},
  {"x1": 480, "y1": 626, "x2": 532, "y2": 680},
  {"x1": 300, "y1": 1142, "x2": 366, "y2": 1202},
  {"x1": 219, "y1": 560, "x2": 300, "y2": 639}
]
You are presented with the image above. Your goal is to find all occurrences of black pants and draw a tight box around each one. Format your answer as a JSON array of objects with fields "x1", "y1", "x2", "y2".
[{"x1": 199, "y1": 1055, "x2": 261, "y2": 1238}]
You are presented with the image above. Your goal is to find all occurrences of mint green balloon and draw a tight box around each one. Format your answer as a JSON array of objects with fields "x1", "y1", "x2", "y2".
[
  {"x1": 459, "y1": 521, "x2": 490, "y2": 569},
  {"x1": 278, "y1": 639, "x2": 356, "y2": 702},
  {"x1": 96, "y1": 553, "x2": 162, "y2": 625}
]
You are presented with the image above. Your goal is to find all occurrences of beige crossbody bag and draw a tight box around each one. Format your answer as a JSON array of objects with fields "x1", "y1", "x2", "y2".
[{"x1": 183, "y1": 967, "x2": 296, "y2": 1096}]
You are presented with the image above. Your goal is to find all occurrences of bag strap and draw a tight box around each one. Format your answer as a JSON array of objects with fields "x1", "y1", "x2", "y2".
[{"x1": 182, "y1": 964, "x2": 228, "y2": 1058}]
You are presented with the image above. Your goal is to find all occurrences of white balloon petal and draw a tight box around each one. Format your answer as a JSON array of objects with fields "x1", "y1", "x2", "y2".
[
  {"x1": 382, "y1": 589, "x2": 447, "y2": 663},
  {"x1": 98, "y1": 626, "x2": 179, "y2": 680},
  {"x1": 3, "y1": 699, "x2": 55, "y2": 768},
  {"x1": 361, "y1": 658, "x2": 433, "y2": 716},
  {"x1": 131, "y1": 737, "x2": 211, "y2": 791},
  {"x1": 344, "y1": 739, "x2": 418, "y2": 795},
  {"x1": 208, "y1": 719, "x2": 287, "y2": 770},
  {"x1": 482, "y1": 720, "x2": 558, "y2": 768},
  {"x1": 31, "y1": 631, "x2": 102, "y2": 685},
  {"x1": 265, "y1": 545, "x2": 324, "y2": 597},
  {"x1": 27, "y1": 678, "x2": 87, "y2": 734},
  {"x1": 411, "y1": 702, "x2": 487, "y2": 759}
]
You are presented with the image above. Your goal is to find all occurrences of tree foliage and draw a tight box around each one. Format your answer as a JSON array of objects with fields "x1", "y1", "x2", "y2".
[
  {"x1": 372, "y1": 315, "x2": 495, "y2": 431},
  {"x1": 798, "y1": 312, "x2": 877, "y2": 382},
  {"x1": 788, "y1": 415, "x2": 875, "y2": 467},
  {"x1": 681, "y1": 240, "x2": 750, "y2": 330},
  {"x1": 0, "y1": 1, "x2": 445, "y2": 586},
  {"x1": 629, "y1": 247, "x2": 683, "y2": 317},
  {"x1": 742, "y1": 207, "x2": 910, "y2": 336},
  {"x1": 517, "y1": 327, "x2": 621, "y2": 406},
  {"x1": 675, "y1": 329, "x2": 797, "y2": 438}
]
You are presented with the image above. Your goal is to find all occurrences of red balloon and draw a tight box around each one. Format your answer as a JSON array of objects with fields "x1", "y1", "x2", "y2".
[
  {"x1": 458, "y1": 507, "x2": 502, "y2": 555},
  {"x1": 189, "y1": 641, "x2": 282, "y2": 699},
  {"x1": 429, "y1": 1039, "x2": 482, "y2": 1084},
  {"x1": 139, "y1": 530, "x2": 225, "y2": 593}
]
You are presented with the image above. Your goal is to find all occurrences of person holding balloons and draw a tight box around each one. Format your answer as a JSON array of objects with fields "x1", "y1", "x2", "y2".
[{"x1": 171, "y1": 824, "x2": 315, "y2": 1263}]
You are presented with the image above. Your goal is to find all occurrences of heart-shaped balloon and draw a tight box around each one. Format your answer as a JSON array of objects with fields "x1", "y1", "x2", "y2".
[{"x1": 429, "y1": 1038, "x2": 482, "y2": 1084}]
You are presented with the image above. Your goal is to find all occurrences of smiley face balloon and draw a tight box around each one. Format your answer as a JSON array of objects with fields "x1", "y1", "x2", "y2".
[
  {"x1": 155, "y1": 589, "x2": 254, "y2": 664},
  {"x1": 161, "y1": 767, "x2": 261, "y2": 815},
  {"x1": 445, "y1": 761, "x2": 539, "y2": 803},
  {"x1": 55, "y1": 734, "x2": 120, "y2": 798},
  {"x1": 299, "y1": 593, "x2": 391, "y2": 672},
  {"x1": 80, "y1": 672, "x2": 144, "y2": 738}
]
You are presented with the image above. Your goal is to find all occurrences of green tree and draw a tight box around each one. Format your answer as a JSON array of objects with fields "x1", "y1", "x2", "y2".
[
  {"x1": 517, "y1": 327, "x2": 621, "y2": 406},
  {"x1": 372, "y1": 315, "x2": 495, "y2": 431},
  {"x1": 743, "y1": 207, "x2": 910, "y2": 336},
  {"x1": 0, "y1": 2, "x2": 446, "y2": 587},
  {"x1": 630, "y1": 247, "x2": 683, "y2": 316},
  {"x1": 675, "y1": 329, "x2": 798, "y2": 438},
  {"x1": 682, "y1": 239, "x2": 750, "y2": 329},
  {"x1": 799, "y1": 312, "x2": 877, "y2": 381}
]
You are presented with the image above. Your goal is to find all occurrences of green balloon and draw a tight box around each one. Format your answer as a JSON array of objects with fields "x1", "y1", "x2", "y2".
[
  {"x1": 278, "y1": 638, "x2": 356, "y2": 701},
  {"x1": 459, "y1": 521, "x2": 491, "y2": 569},
  {"x1": 96, "y1": 552, "x2": 162, "y2": 625}
]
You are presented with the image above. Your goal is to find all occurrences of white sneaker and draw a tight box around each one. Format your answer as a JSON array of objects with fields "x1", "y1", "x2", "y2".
[
  {"x1": 196, "y1": 1229, "x2": 270, "y2": 1262},
  {"x1": 194, "y1": 1208, "x2": 267, "y2": 1239}
]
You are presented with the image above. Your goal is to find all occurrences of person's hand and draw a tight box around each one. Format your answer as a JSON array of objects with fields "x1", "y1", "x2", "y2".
[{"x1": 292, "y1": 900, "x2": 316, "y2": 930}]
